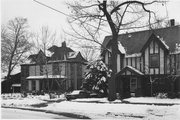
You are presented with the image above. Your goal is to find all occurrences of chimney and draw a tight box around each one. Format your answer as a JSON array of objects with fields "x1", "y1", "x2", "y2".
[
  {"x1": 170, "y1": 19, "x2": 175, "y2": 26},
  {"x1": 62, "y1": 41, "x2": 66, "y2": 47}
]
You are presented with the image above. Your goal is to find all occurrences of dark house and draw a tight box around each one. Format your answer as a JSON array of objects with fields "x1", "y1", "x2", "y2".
[
  {"x1": 101, "y1": 25, "x2": 180, "y2": 97},
  {"x1": 21, "y1": 41, "x2": 87, "y2": 93},
  {"x1": 1, "y1": 72, "x2": 21, "y2": 93}
]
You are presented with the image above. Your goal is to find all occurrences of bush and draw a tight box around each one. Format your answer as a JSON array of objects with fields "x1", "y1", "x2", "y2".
[
  {"x1": 155, "y1": 93, "x2": 168, "y2": 99},
  {"x1": 168, "y1": 92, "x2": 177, "y2": 99}
]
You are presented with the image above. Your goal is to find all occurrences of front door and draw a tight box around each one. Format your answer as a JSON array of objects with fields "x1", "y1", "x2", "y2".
[{"x1": 130, "y1": 77, "x2": 137, "y2": 96}]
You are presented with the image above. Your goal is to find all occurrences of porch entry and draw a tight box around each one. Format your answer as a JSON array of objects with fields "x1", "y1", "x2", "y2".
[{"x1": 116, "y1": 66, "x2": 144, "y2": 97}]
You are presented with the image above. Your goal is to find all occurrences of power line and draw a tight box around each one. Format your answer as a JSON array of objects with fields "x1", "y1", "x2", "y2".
[{"x1": 33, "y1": 0, "x2": 111, "y2": 34}]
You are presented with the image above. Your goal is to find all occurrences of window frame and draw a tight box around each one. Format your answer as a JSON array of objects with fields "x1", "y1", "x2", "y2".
[{"x1": 149, "y1": 53, "x2": 159, "y2": 68}]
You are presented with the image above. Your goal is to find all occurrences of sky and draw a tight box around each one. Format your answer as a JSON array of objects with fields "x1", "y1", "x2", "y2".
[
  {"x1": 2, "y1": 0, "x2": 180, "y2": 42},
  {"x1": 1, "y1": 0, "x2": 180, "y2": 75}
]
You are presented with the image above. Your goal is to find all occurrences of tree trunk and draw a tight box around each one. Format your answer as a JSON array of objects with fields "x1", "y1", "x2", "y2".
[{"x1": 108, "y1": 35, "x2": 118, "y2": 101}]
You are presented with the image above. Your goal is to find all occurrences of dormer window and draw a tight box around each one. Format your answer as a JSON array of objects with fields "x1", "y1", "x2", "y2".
[{"x1": 150, "y1": 54, "x2": 159, "y2": 68}]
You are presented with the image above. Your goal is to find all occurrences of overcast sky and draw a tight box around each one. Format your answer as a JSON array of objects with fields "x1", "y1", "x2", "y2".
[
  {"x1": 2, "y1": 0, "x2": 180, "y2": 33},
  {"x1": 2, "y1": 0, "x2": 180, "y2": 42},
  {"x1": 1, "y1": 0, "x2": 180, "y2": 47},
  {"x1": 1, "y1": 0, "x2": 180, "y2": 75}
]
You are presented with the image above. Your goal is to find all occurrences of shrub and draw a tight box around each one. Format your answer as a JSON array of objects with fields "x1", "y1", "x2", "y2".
[{"x1": 155, "y1": 93, "x2": 168, "y2": 99}]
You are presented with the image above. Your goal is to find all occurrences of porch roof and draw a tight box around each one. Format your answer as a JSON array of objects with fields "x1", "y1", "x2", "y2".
[
  {"x1": 26, "y1": 75, "x2": 67, "y2": 80},
  {"x1": 116, "y1": 66, "x2": 144, "y2": 76},
  {"x1": 12, "y1": 84, "x2": 21, "y2": 87}
]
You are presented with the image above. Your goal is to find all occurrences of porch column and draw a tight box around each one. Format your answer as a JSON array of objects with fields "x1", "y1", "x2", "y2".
[
  {"x1": 28, "y1": 80, "x2": 32, "y2": 91},
  {"x1": 36, "y1": 80, "x2": 40, "y2": 91}
]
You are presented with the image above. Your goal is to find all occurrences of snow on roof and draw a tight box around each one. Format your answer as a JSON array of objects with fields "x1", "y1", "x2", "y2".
[
  {"x1": 68, "y1": 52, "x2": 79, "y2": 59},
  {"x1": 118, "y1": 41, "x2": 126, "y2": 54},
  {"x1": 157, "y1": 36, "x2": 169, "y2": 50},
  {"x1": 125, "y1": 53, "x2": 142, "y2": 58},
  {"x1": 26, "y1": 75, "x2": 66, "y2": 80},
  {"x1": 12, "y1": 84, "x2": 21, "y2": 87},
  {"x1": 45, "y1": 50, "x2": 53, "y2": 57},
  {"x1": 69, "y1": 90, "x2": 81, "y2": 95},
  {"x1": 126, "y1": 66, "x2": 144, "y2": 75}
]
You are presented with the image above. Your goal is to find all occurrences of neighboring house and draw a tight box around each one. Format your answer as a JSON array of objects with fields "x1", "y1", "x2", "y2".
[
  {"x1": 1, "y1": 72, "x2": 21, "y2": 93},
  {"x1": 101, "y1": 24, "x2": 180, "y2": 97},
  {"x1": 21, "y1": 41, "x2": 87, "y2": 93}
]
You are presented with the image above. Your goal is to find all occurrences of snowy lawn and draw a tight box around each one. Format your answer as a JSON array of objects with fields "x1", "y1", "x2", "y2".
[
  {"x1": 1, "y1": 93, "x2": 66, "y2": 107},
  {"x1": 1, "y1": 97, "x2": 46, "y2": 107},
  {"x1": 45, "y1": 100, "x2": 180, "y2": 119},
  {"x1": 1, "y1": 95, "x2": 180, "y2": 119},
  {"x1": 124, "y1": 97, "x2": 180, "y2": 104}
]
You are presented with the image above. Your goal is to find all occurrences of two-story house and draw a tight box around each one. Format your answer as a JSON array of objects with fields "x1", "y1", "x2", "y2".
[
  {"x1": 102, "y1": 24, "x2": 180, "y2": 97},
  {"x1": 21, "y1": 41, "x2": 87, "y2": 93}
]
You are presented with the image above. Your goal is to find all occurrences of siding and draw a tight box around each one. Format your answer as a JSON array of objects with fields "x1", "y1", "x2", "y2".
[
  {"x1": 36, "y1": 65, "x2": 40, "y2": 76},
  {"x1": 155, "y1": 42, "x2": 158, "y2": 53},
  {"x1": 28, "y1": 80, "x2": 32, "y2": 91},
  {"x1": 132, "y1": 57, "x2": 135, "y2": 68},
  {"x1": 105, "y1": 52, "x2": 108, "y2": 65},
  {"x1": 29, "y1": 66, "x2": 36, "y2": 76},
  {"x1": 136, "y1": 57, "x2": 140, "y2": 70},
  {"x1": 144, "y1": 47, "x2": 149, "y2": 74},
  {"x1": 47, "y1": 64, "x2": 52, "y2": 75},
  {"x1": 36, "y1": 80, "x2": 39, "y2": 91},
  {"x1": 160, "y1": 48, "x2": 164, "y2": 74},
  {"x1": 117, "y1": 54, "x2": 121, "y2": 72}
]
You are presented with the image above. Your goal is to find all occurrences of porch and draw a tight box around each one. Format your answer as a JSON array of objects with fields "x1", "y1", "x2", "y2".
[
  {"x1": 26, "y1": 75, "x2": 71, "y2": 93},
  {"x1": 116, "y1": 66, "x2": 180, "y2": 98}
]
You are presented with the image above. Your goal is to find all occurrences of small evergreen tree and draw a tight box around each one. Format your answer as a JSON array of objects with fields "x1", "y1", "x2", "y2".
[{"x1": 82, "y1": 60, "x2": 111, "y2": 97}]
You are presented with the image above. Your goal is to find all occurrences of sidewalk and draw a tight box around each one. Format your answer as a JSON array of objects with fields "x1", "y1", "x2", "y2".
[
  {"x1": 2, "y1": 106, "x2": 90, "y2": 119},
  {"x1": 71, "y1": 97, "x2": 180, "y2": 106}
]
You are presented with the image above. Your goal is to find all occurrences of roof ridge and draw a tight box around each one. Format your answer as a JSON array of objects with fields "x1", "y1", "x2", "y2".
[{"x1": 104, "y1": 25, "x2": 180, "y2": 38}]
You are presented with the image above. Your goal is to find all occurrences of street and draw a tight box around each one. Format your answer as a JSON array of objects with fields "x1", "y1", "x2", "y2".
[{"x1": 1, "y1": 108, "x2": 71, "y2": 119}]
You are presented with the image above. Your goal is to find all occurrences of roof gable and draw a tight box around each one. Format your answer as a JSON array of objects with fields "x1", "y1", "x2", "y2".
[
  {"x1": 116, "y1": 66, "x2": 144, "y2": 76},
  {"x1": 140, "y1": 33, "x2": 169, "y2": 53},
  {"x1": 68, "y1": 52, "x2": 87, "y2": 62},
  {"x1": 103, "y1": 26, "x2": 180, "y2": 54}
]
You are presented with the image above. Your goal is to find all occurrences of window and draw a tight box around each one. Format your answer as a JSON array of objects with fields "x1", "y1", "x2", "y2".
[
  {"x1": 32, "y1": 80, "x2": 36, "y2": 90},
  {"x1": 108, "y1": 52, "x2": 112, "y2": 67},
  {"x1": 130, "y1": 78, "x2": 137, "y2": 92},
  {"x1": 150, "y1": 54, "x2": 159, "y2": 68}
]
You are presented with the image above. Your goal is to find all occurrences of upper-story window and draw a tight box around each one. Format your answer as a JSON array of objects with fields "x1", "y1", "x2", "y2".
[{"x1": 150, "y1": 54, "x2": 159, "y2": 68}]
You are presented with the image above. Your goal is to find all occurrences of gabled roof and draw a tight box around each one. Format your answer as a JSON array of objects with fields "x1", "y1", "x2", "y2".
[
  {"x1": 103, "y1": 25, "x2": 180, "y2": 54},
  {"x1": 68, "y1": 52, "x2": 87, "y2": 62},
  {"x1": 140, "y1": 33, "x2": 169, "y2": 53},
  {"x1": 28, "y1": 50, "x2": 49, "y2": 63},
  {"x1": 116, "y1": 66, "x2": 144, "y2": 76}
]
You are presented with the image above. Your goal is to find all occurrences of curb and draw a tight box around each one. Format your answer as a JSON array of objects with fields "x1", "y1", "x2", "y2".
[
  {"x1": 2, "y1": 106, "x2": 91, "y2": 119},
  {"x1": 121, "y1": 100, "x2": 180, "y2": 106},
  {"x1": 71, "y1": 100, "x2": 180, "y2": 106}
]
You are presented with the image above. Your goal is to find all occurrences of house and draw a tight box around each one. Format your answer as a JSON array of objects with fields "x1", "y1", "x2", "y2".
[
  {"x1": 101, "y1": 24, "x2": 180, "y2": 97},
  {"x1": 21, "y1": 41, "x2": 87, "y2": 93},
  {"x1": 1, "y1": 72, "x2": 21, "y2": 93}
]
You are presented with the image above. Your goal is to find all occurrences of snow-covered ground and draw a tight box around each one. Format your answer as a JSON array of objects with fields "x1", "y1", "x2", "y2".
[
  {"x1": 1, "y1": 94, "x2": 180, "y2": 119},
  {"x1": 2, "y1": 108, "x2": 70, "y2": 119},
  {"x1": 124, "y1": 97, "x2": 180, "y2": 104},
  {"x1": 45, "y1": 100, "x2": 180, "y2": 119}
]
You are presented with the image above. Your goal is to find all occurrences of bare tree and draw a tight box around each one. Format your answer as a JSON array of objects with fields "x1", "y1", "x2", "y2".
[
  {"x1": 1, "y1": 17, "x2": 33, "y2": 80},
  {"x1": 32, "y1": 26, "x2": 57, "y2": 94},
  {"x1": 66, "y1": 0, "x2": 166, "y2": 101},
  {"x1": 80, "y1": 43, "x2": 100, "y2": 62},
  {"x1": 32, "y1": 26, "x2": 56, "y2": 53}
]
